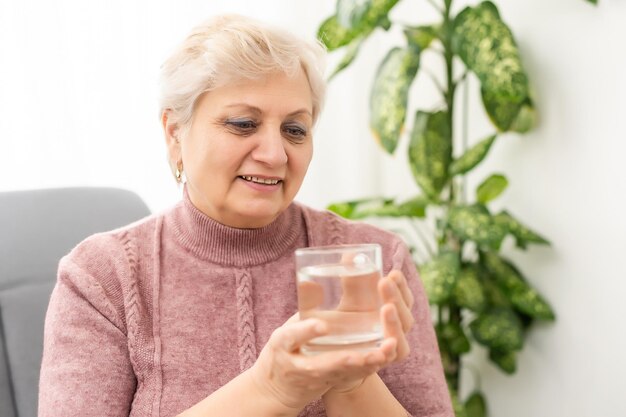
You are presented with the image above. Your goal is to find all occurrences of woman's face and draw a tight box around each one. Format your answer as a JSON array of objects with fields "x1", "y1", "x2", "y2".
[{"x1": 167, "y1": 68, "x2": 314, "y2": 228}]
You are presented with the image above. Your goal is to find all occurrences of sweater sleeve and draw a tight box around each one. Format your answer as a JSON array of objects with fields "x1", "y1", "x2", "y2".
[
  {"x1": 38, "y1": 235, "x2": 136, "y2": 417},
  {"x1": 379, "y1": 239, "x2": 454, "y2": 417}
]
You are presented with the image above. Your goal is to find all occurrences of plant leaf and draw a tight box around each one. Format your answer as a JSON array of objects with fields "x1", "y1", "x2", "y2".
[
  {"x1": 482, "y1": 252, "x2": 555, "y2": 320},
  {"x1": 404, "y1": 25, "x2": 439, "y2": 50},
  {"x1": 465, "y1": 391, "x2": 487, "y2": 417},
  {"x1": 337, "y1": 0, "x2": 371, "y2": 28},
  {"x1": 453, "y1": 1, "x2": 535, "y2": 132},
  {"x1": 328, "y1": 195, "x2": 427, "y2": 219},
  {"x1": 586, "y1": 0, "x2": 598, "y2": 4},
  {"x1": 449, "y1": 389, "x2": 469, "y2": 417},
  {"x1": 327, "y1": 202, "x2": 358, "y2": 218},
  {"x1": 448, "y1": 205, "x2": 507, "y2": 250},
  {"x1": 408, "y1": 111, "x2": 452, "y2": 200},
  {"x1": 436, "y1": 322, "x2": 471, "y2": 355},
  {"x1": 470, "y1": 307, "x2": 524, "y2": 351},
  {"x1": 482, "y1": 276, "x2": 511, "y2": 307},
  {"x1": 454, "y1": 264, "x2": 487, "y2": 312},
  {"x1": 508, "y1": 99, "x2": 537, "y2": 133},
  {"x1": 450, "y1": 134, "x2": 497, "y2": 176},
  {"x1": 370, "y1": 47, "x2": 421, "y2": 154},
  {"x1": 476, "y1": 173, "x2": 508, "y2": 204},
  {"x1": 358, "y1": 0, "x2": 401, "y2": 28},
  {"x1": 327, "y1": 197, "x2": 390, "y2": 219},
  {"x1": 317, "y1": 15, "x2": 360, "y2": 51},
  {"x1": 329, "y1": 36, "x2": 364, "y2": 80},
  {"x1": 482, "y1": 90, "x2": 537, "y2": 134},
  {"x1": 321, "y1": 0, "x2": 400, "y2": 51},
  {"x1": 493, "y1": 210, "x2": 550, "y2": 249},
  {"x1": 420, "y1": 251, "x2": 460, "y2": 304},
  {"x1": 489, "y1": 349, "x2": 517, "y2": 374}
]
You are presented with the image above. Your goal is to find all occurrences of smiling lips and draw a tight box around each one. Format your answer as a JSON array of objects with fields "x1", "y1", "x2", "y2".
[{"x1": 239, "y1": 175, "x2": 282, "y2": 185}]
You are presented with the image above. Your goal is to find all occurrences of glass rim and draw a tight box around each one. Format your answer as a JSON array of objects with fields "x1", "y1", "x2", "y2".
[{"x1": 295, "y1": 243, "x2": 381, "y2": 256}]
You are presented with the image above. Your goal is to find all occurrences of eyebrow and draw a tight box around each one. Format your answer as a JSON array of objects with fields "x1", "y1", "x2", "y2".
[{"x1": 224, "y1": 103, "x2": 312, "y2": 118}]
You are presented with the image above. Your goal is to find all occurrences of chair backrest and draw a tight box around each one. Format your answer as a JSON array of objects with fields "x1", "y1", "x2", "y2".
[{"x1": 0, "y1": 187, "x2": 150, "y2": 417}]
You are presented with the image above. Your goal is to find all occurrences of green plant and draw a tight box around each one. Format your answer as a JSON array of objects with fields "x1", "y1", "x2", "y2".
[{"x1": 317, "y1": 0, "x2": 595, "y2": 415}]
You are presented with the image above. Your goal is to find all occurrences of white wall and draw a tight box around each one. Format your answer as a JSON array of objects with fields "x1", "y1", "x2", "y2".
[{"x1": 1, "y1": 0, "x2": 624, "y2": 416}]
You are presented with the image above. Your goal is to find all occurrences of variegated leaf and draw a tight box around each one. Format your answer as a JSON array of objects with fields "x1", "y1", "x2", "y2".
[
  {"x1": 450, "y1": 134, "x2": 497, "y2": 176},
  {"x1": 404, "y1": 25, "x2": 439, "y2": 50},
  {"x1": 465, "y1": 391, "x2": 487, "y2": 417},
  {"x1": 476, "y1": 173, "x2": 508, "y2": 204},
  {"x1": 337, "y1": 0, "x2": 371, "y2": 28},
  {"x1": 489, "y1": 348, "x2": 517, "y2": 374},
  {"x1": 453, "y1": 1, "x2": 534, "y2": 132},
  {"x1": 329, "y1": 36, "x2": 364, "y2": 80},
  {"x1": 493, "y1": 210, "x2": 549, "y2": 249},
  {"x1": 448, "y1": 205, "x2": 507, "y2": 250},
  {"x1": 454, "y1": 265, "x2": 487, "y2": 312},
  {"x1": 371, "y1": 47, "x2": 420, "y2": 154},
  {"x1": 420, "y1": 251, "x2": 460, "y2": 304},
  {"x1": 317, "y1": 15, "x2": 360, "y2": 50},
  {"x1": 470, "y1": 307, "x2": 523, "y2": 351},
  {"x1": 482, "y1": 252, "x2": 555, "y2": 320},
  {"x1": 327, "y1": 197, "x2": 392, "y2": 219},
  {"x1": 436, "y1": 322, "x2": 471, "y2": 355},
  {"x1": 408, "y1": 111, "x2": 452, "y2": 199},
  {"x1": 321, "y1": 0, "x2": 400, "y2": 51}
]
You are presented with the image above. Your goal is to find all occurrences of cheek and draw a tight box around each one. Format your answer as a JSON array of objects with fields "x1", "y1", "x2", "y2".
[{"x1": 291, "y1": 145, "x2": 313, "y2": 176}]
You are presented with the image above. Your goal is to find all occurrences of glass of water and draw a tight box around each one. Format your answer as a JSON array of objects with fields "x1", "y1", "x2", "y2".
[{"x1": 295, "y1": 244, "x2": 383, "y2": 354}]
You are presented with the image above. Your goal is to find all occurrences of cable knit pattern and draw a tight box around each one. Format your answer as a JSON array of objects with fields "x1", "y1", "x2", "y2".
[
  {"x1": 235, "y1": 268, "x2": 257, "y2": 371},
  {"x1": 39, "y1": 189, "x2": 453, "y2": 417}
]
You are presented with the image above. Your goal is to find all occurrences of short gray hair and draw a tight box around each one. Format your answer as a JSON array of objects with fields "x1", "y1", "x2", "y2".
[{"x1": 159, "y1": 14, "x2": 327, "y2": 132}]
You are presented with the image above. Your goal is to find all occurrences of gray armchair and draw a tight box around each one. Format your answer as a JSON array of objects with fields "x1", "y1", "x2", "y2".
[{"x1": 0, "y1": 187, "x2": 150, "y2": 417}]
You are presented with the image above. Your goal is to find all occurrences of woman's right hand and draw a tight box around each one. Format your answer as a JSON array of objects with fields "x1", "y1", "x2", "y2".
[{"x1": 248, "y1": 316, "x2": 396, "y2": 411}]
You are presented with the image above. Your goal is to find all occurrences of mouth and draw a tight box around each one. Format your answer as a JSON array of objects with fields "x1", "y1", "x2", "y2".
[{"x1": 238, "y1": 175, "x2": 283, "y2": 185}]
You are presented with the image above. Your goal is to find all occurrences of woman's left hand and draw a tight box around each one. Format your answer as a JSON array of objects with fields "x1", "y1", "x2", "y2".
[
  {"x1": 378, "y1": 269, "x2": 414, "y2": 361},
  {"x1": 325, "y1": 269, "x2": 414, "y2": 395}
]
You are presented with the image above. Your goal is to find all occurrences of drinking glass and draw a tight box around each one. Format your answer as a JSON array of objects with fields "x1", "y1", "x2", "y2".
[{"x1": 295, "y1": 244, "x2": 383, "y2": 354}]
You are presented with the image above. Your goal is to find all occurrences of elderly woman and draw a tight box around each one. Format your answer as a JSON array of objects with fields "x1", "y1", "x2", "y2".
[{"x1": 38, "y1": 14, "x2": 453, "y2": 417}]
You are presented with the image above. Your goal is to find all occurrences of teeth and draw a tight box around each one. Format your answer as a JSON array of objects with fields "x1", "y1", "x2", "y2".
[{"x1": 241, "y1": 176, "x2": 280, "y2": 185}]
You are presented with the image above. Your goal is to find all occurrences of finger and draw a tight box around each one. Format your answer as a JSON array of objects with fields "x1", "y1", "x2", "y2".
[
  {"x1": 381, "y1": 303, "x2": 410, "y2": 361},
  {"x1": 273, "y1": 318, "x2": 327, "y2": 352},
  {"x1": 388, "y1": 270, "x2": 414, "y2": 309},
  {"x1": 379, "y1": 278, "x2": 415, "y2": 333},
  {"x1": 284, "y1": 312, "x2": 300, "y2": 325}
]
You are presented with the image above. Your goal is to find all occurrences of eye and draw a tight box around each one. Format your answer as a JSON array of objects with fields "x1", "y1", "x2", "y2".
[
  {"x1": 225, "y1": 118, "x2": 258, "y2": 134},
  {"x1": 282, "y1": 124, "x2": 308, "y2": 142}
]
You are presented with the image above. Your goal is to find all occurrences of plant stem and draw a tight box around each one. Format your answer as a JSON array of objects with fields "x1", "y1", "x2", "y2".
[
  {"x1": 448, "y1": 305, "x2": 462, "y2": 390},
  {"x1": 461, "y1": 75, "x2": 469, "y2": 204},
  {"x1": 441, "y1": 0, "x2": 462, "y2": 395}
]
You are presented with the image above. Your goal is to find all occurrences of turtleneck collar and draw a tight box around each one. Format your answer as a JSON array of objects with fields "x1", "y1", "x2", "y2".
[{"x1": 170, "y1": 186, "x2": 304, "y2": 267}]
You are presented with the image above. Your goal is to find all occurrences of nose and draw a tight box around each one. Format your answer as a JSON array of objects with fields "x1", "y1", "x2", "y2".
[{"x1": 250, "y1": 125, "x2": 288, "y2": 166}]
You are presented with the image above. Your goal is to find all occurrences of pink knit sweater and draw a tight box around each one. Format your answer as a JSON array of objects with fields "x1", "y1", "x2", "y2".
[{"x1": 39, "y1": 193, "x2": 453, "y2": 417}]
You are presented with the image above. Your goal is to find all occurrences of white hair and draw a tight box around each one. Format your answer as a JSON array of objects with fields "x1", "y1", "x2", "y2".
[{"x1": 159, "y1": 14, "x2": 327, "y2": 134}]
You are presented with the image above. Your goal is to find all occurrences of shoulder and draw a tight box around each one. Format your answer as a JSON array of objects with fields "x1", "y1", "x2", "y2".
[
  {"x1": 61, "y1": 212, "x2": 160, "y2": 274},
  {"x1": 55, "y1": 212, "x2": 162, "y2": 329}
]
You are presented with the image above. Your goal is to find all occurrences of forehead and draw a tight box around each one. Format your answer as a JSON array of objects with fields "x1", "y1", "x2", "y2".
[{"x1": 198, "y1": 69, "x2": 313, "y2": 117}]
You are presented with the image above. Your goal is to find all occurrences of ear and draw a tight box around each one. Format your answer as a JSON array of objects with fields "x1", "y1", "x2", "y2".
[{"x1": 162, "y1": 110, "x2": 182, "y2": 167}]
